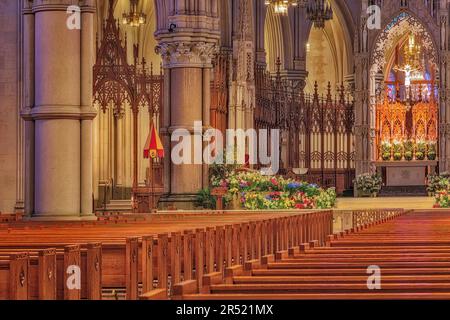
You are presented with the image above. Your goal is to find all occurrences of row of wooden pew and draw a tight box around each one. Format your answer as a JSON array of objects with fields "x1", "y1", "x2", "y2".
[
  {"x1": 182, "y1": 210, "x2": 450, "y2": 300},
  {"x1": 0, "y1": 209, "x2": 404, "y2": 300}
]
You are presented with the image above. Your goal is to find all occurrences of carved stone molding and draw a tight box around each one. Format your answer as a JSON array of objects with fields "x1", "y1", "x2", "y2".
[
  {"x1": 440, "y1": 123, "x2": 450, "y2": 139},
  {"x1": 31, "y1": 0, "x2": 91, "y2": 13},
  {"x1": 370, "y1": 12, "x2": 438, "y2": 72},
  {"x1": 355, "y1": 125, "x2": 370, "y2": 138},
  {"x1": 156, "y1": 41, "x2": 219, "y2": 68}
]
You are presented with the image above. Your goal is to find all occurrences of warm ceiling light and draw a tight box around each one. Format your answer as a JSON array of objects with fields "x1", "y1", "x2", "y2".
[
  {"x1": 122, "y1": 0, "x2": 147, "y2": 28},
  {"x1": 265, "y1": 0, "x2": 302, "y2": 15}
]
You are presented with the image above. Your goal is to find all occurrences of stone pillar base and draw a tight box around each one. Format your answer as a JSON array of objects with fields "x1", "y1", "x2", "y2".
[
  {"x1": 26, "y1": 214, "x2": 97, "y2": 222},
  {"x1": 158, "y1": 194, "x2": 199, "y2": 210}
]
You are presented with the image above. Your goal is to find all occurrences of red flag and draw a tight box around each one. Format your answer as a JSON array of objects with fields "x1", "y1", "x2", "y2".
[{"x1": 144, "y1": 122, "x2": 164, "y2": 159}]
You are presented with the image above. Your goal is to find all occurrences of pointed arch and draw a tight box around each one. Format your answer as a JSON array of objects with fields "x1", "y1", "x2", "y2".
[
  {"x1": 370, "y1": 11, "x2": 438, "y2": 73},
  {"x1": 305, "y1": 0, "x2": 354, "y2": 93},
  {"x1": 264, "y1": 6, "x2": 293, "y2": 72}
]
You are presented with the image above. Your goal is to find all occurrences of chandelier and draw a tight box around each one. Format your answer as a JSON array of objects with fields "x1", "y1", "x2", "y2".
[
  {"x1": 264, "y1": 0, "x2": 301, "y2": 15},
  {"x1": 306, "y1": 0, "x2": 333, "y2": 28},
  {"x1": 393, "y1": 34, "x2": 424, "y2": 87},
  {"x1": 122, "y1": 0, "x2": 146, "y2": 27}
]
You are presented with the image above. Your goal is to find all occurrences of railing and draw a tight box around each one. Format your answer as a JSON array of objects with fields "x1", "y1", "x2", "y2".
[
  {"x1": 139, "y1": 210, "x2": 333, "y2": 300},
  {"x1": 333, "y1": 208, "x2": 406, "y2": 233}
]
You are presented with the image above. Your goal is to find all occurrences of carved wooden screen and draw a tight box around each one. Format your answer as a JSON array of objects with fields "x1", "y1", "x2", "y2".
[
  {"x1": 376, "y1": 96, "x2": 438, "y2": 160},
  {"x1": 93, "y1": 0, "x2": 164, "y2": 212},
  {"x1": 254, "y1": 63, "x2": 355, "y2": 194},
  {"x1": 210, "y1": 52, "x2": 229, "y2": 134},
  {"x1": 299, "y1": 83, "x2": 355, "y2": 193}
]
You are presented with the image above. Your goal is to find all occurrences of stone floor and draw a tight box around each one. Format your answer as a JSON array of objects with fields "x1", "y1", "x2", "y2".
[{"x1": 336, "y1": 196, "x2": 435, "y2": 210}]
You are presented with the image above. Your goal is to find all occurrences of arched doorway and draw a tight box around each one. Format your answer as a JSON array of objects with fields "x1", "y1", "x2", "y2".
[{"x1": 370, "y1": 12, "x2": 439, "y2": 192}]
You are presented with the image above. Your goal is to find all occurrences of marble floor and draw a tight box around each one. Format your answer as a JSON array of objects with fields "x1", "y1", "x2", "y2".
[{"x1": 336, "y1": 196, "x2": 435, "y2": 210}]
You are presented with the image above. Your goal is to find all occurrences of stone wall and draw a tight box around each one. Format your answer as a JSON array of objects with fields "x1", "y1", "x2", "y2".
[{"x1": 0, "y1": 0, "x2": 18, "y2": 213}]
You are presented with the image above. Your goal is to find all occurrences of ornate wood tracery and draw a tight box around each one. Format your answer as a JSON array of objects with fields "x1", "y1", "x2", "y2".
[
  {"x1": 255, "y1": 60, "x2": 355, "y2": 193},
  {"x1": 93, "y1": 0, "x2": 164, "y2": 212},
  {"x1": 210, "y1": 51, "x2": 230, "y2": 134}
]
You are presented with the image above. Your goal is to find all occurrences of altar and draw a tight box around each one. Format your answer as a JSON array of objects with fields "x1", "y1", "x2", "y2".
[
  {"x1": 374, "y1": 33, "x2": 439, "y2": 190},
  {"x1": 373, "y1": 160, "x2": 437, "y2": 187}
]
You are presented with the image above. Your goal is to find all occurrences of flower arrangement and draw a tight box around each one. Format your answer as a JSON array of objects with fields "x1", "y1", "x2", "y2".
[
  {"x1": 222, "y1": 171, "x2": 336, "y2": 210},
  {"x1": 392, "y1": 141, "x2": 403, "y2": 161},
  {"x1": 353, "y1": 173, "x2": 383, "y2": 197},
  {"x1": 428, "y1": 141, "x2": 437, "y2": 160},
  {"x1": 381, "y1": 141, "x2": 392, "y2": 161},
  {"x1": 434, "y1": 190, "x2": 450, "y2": 208},
  {"x1": 427, "y1": 172, "x2": 450, "y2": 196},
  {"x1": 209, "y1": 156, "x2": 238, "y2": 188},
  {"x1": 380, "y1": 140, "x2": 438, "y2": 161},
  {"x1": 404, "y1": 140, "x2": 414, "y2": 161},
  {"x1": 416, "y1": 140, "x2": 427, "y2": 160}
]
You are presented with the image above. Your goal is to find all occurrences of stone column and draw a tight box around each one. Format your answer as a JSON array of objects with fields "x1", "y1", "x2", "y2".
[
  {"x1": 156, "y1": 0, "x2": 220, "y2": 209},
  {"x1": 115, "y1": 113, "x2": 125, "y2": 188},
  {"x1": 22, "y1": 1, "x2": 35, "y2": 216},
  {"x1": 439, "y1": 2, "x2": 450, "y2": 172},
  {"x1": 22, "y1": 0, "x2": 96, "y2": 220},
  {"x1": 354, "y1": 2, "x2": 372, "y2": 177},
  {"x1": 80, "y1": 1, "x2": 96, "y2": 217}
]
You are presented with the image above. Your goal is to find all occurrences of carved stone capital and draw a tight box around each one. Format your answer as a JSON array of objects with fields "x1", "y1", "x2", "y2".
[
  {"x1": 156, "y1": 41, "x2": 219, "y2": 69},
  {"x1": 32, "y1": 0, "x2": 85, "y2": 13}
]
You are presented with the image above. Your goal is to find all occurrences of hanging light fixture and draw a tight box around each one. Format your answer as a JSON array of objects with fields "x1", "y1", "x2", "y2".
[
  {"x1": 306, "y1": 0, "x2": 333, "y2": 29},
  {"x1": 393, "y1": 33, "x2": 424, "y2": 87},
  {"x1": 265, "y1": 0, "x2": 333, "y2": 29},
  {"x1": 122, "y1": 0, "x2": 147, "y2": 28},
  {"x1": 264, "y1": 0, "x2": 302, "y2": 15}
]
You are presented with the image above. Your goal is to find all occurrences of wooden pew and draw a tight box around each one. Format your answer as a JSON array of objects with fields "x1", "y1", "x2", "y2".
[
  {"x1": 0, "y1": 253, "x2": 29, "y2": 299},
  {"x1": 0, "y1": 244, "x2": 102, "y2": 300}
]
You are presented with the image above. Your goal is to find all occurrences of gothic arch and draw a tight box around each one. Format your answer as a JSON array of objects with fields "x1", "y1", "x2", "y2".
[
  {"x1": 218, "y1": 0, "x2": 232, "y2": 47},
  {"x1": 305, "y1": 0, "x2": 354, "y2": 93},
  {"x1": 370, "y1": 11, "x2": 438, "y2": 73},
  {"x1": 264, "y1": 6, "x2": 294, "y2": 72}
]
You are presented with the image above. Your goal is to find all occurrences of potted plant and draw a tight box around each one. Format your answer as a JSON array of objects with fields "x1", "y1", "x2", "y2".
[
  {"x1": 404, "y1": 140, "x2": 414, "y2": 161},
  {"x1": 427, "y1": 173, "x2": 450, "y2": 197},
  {"x1": 353, "y1": 173, "x2": 383, "y2": 197},
  {"x1": 416, "y1": 140, "x2": 427, "y2": 160},
  {"x1": 392, "y1": 141, "x2": 403, "y2": 161},
  {"x1": 428, "y1": 141, "x2": 437, "y2": 160},
  {"x1": 381, "y1": 141, "x2": 392, "y2": 161}
]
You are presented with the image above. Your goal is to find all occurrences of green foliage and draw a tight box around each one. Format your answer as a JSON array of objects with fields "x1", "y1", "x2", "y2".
[
  {"x1": 428, "y1": 151, "x2": 437, "y2": 160},
  {"x1": 315, "y1": 188, "x2": 337, "y2": 209},
  {"x1": 404, "y1": 140, "x2": 414, "y2": 152},
  {"x1": 404, "y1": 151, "x2": 413, "y2": 161},
  {"x1": 392, "y1": 141, "x2": 403, "y2": 154},
  {"x1": 393, "y1": 152, "x2": 402, "y2": 161},
  {"x1": 353, "y1": 173, "x2": 383, "y2": 195},
  {"x1": 416, "y1": 141, "x2": 427, "y2": 153},
  {"x1": 427, "y1": 173, "x2": 450, "y2": 195},
  {"x1": 195, "y1": 188, "x2": 216, "y2": 209},
  {"x1": 416, "y1": 151, "x2": 425, "y2": 160},
  {"x1": 382, "y1": 152, "x2": 391, "y2": 161},
  {"x1": 209, "y1": 152, "x2": 239, "y2": 187}
]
